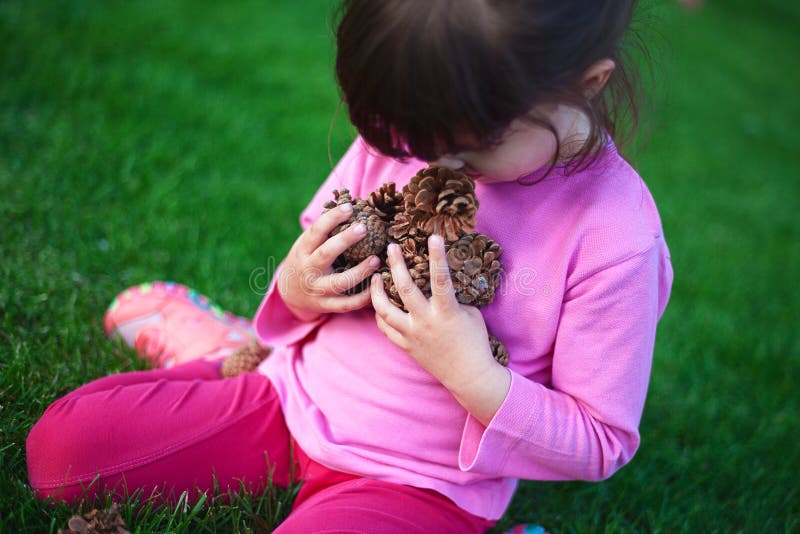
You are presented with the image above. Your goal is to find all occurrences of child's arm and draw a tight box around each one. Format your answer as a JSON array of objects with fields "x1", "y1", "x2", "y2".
[
  {"x1": 374, "y1": 233, "x2": 672, "y2": 481},
  {"x1": 457, "y1": 242, "x2": 672, "y2": 481}
]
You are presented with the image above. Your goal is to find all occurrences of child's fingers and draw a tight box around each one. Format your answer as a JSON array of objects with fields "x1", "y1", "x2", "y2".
[
  {"x1": 310, "y1": 222, "x2": 367, "y2": 270},
  {"x1": 375, "y1": 313, "x2": 407, "y2": 351},
  {"x1": 325, "y1": 255, "x2": 381, "y2": 294},
  {"x1": 428, "y1": 234, "x2": 457, "y2": 308},
  {"x1": 319, "y1": 287, "x2": 372, "y2": 313},
  {"x1": 386, "y1": 243, "x2": 427, "y2": 313},
  {"x1": 301, "y1": 203, "x2": 353, "y2": 255},
  {"x1": 370, "y1": 273, "x2": 410, "y2": 333}
]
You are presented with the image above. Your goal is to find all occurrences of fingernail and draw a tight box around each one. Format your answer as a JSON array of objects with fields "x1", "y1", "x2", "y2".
[
  {"x1": 340, "y1": 203, "x2": 352, "y2": 213},
  {"x1": 388, "y1": 243, "x2": 398, "y2": 254},
  {"x1": 353, "y1": 223, "x2": 366, "y2": 235},
  {"x1": 430, "y1": 234, "x2": 443, "y2": 247},
  {"x1": 369, "y1": 256, "x2": 380, "y2": 267}
]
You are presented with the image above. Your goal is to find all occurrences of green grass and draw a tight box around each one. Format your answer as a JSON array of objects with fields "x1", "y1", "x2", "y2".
[{"x1": 1, "y1": 0, "x2": 798, "y2": 532}]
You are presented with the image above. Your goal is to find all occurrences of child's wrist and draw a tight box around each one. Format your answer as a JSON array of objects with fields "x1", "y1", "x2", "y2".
[
  {"x1": 278, "y1": 286, "x2": 322, "y2": 323},
  {"x1": 445, "y1": 358, "x2": 511, "y2": 426},
  {"x1": 285, "y1": 298, "x2": 322, "y2": 323},
  {"x1": 288, "y1": 304, "x2": 322, "y2": 323}
]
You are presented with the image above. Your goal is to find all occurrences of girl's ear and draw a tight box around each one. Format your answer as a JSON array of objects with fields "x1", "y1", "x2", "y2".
[{"x1": 581, "y1": 59, "x2": 616, "y2": 99}]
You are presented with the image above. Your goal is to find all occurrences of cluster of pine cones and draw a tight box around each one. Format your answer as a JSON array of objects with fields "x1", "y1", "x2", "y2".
[{"x1": 324, "y1": 166, "x2": 509, "y2": 367}]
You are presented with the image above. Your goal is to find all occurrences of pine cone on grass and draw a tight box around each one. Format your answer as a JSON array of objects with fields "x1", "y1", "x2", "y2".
[
  {"x1": 58, "y1": 503, "x2": 130, "y2": 534},
  {"x1": 221, "y1": 341, "x2": 272, "y2": 377},
  {"x1": 323, "y1": 167, "x2": 510, "y2": 367}
]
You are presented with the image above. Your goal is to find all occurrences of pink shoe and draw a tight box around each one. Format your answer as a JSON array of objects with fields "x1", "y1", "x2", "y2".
[{"x1": 104, "y1": 281, "x2": 255, "y2": 368}]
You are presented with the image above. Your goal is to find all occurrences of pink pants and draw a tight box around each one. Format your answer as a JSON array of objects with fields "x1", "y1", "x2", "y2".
[{"x1": 26, "y1": 360, "x2": 494, "y2": 533}]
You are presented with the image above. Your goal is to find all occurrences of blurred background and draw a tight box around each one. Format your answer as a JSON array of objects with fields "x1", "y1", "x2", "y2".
[{"x1": 1, "y1": 0, "x2": 798, "y2": 532}]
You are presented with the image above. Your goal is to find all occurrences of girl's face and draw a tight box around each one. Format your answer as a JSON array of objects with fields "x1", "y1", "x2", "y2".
[{"x1": 430, "y1": 103, "x2": 585, "y2": 184}]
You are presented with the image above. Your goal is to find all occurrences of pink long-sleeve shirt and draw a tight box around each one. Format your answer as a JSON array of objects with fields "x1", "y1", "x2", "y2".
[{"x1": 254, "y1": 137, "x2": 673, "y2": 520}]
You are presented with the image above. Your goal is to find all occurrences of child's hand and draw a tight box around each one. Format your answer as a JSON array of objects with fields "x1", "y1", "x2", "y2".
[
  {"x1": 370, "y1": 234, "x2": 511, "y2": 425},
  {"x1": 278, "y1": 202, "x2": 381, "y2": 322}
]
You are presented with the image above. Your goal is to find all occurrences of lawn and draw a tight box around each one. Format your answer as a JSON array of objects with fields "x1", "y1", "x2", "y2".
[{"x1": 1, "y1": 0, "x2": 798, "y2": 532}]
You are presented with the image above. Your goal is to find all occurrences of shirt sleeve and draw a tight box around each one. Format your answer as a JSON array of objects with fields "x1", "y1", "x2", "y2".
[
  {"x1": 459, "y1": 239, "x2": 673, "y2": 481},
  {"x1": 253, "y1": 138, "x2": 371, "y2": 347}
]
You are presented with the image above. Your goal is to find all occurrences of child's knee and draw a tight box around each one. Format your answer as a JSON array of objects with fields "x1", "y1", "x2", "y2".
[{"x1": 26, "y1": 399, "x2": 96, "y2": 502}]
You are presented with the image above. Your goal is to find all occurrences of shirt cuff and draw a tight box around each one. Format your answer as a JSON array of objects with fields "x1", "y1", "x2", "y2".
[
  {"x1": 458, "y1": 369, "x2": 539, "y2": 474},
  {"x1": 253, "y1": 262, "x2": 329, "y2": 347}
]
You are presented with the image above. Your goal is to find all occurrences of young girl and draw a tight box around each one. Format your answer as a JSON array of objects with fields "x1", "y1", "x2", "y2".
[{"x1": 26, "y1": 1, "x2": 673, "y2": 532}]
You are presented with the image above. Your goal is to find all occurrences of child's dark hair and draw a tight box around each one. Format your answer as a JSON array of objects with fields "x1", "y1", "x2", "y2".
[{"x1": 335, "y1": 0, "x2": 644, "y2": 175}]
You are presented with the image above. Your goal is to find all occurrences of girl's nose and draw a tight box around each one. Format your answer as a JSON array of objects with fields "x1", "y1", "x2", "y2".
[{"x1": 430, "y1": 155, "x2": 465, "y2": 170}]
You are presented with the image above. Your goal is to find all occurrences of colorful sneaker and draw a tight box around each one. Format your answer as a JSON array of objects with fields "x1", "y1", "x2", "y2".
[{"x1": 104, "y1": 281, "x2": 255, "y2": 368}]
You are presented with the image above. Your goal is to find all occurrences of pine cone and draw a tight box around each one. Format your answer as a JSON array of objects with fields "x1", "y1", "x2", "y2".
[
  {"x1": 393, "y1": 236, "x2": 422, "y2": 261},
  {"x1": 447, "y1": 233, "x2": 502, "y2": 307},
  {"x1": 380, "y1": 249, "x2": 431, "y2": 310},
  {"x1": 489, "y1": 335, "x2": 509, "y2": 366},
  {"x1": 380, "y1": 238, "x2": 430, "y2": 310},
  {"x1": 322, "y1": 187, "x2": 354, "y2": 210},
  {"x1": 381, "y1": 233, "x2": 503, "y2": 311},
  {"x1": 58, "y1": 503, "x2": 130, "y2": 534},
  {"x1": 323, "y1": 189, "x2": 390, "y2": 266},
  {"x1": 390, "y1": 167, "x2": 478, "y2": 243},
  {"x1": 221, "y1": 341, "x2": 272, "y2": 378},
  {"x1": 366, "y1": 182, "x2": 404, "y2": 218},
  {"x1": 379, "y1": 269, "x2": 400, "y2": 307}
]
